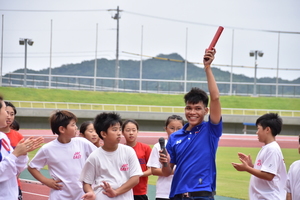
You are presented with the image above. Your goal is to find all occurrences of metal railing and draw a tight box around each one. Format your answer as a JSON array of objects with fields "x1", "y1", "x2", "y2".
[
  {"x1": 3, "y1": 73, "x2": 300, "y2": 97},
  {"x1": 9, "y1": 100, "x2": 300, "y2": 117}
]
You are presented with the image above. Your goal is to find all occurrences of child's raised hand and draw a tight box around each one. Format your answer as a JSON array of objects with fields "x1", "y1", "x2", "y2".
[
  {"x1": 81, "y1": 191, "x2": 96, "y2": 200},
  {"x1": 12, "y1": 138, "x2": 28, "y2": 157},
  {"x1": 28, "y1": 136, "x2": 44, "y2": 152},
  {"x1": 13, "y1": 136, "x2": 44, "y2": 157},
  {"x1": 237, "y1": 152, "x2": 253, "y2": 167},
  {"x1": 232, "y1": 152, "x2": 252, "y2": 171},
  {"x1": 44, "y1": 178, "x2": 63, "y2": 190},
  {"x1": 232, "y1": 161, "x2": 247, "y2": 171},
  {"x1": 101, "y1": 181, "x2": 117, "y2": 197}
]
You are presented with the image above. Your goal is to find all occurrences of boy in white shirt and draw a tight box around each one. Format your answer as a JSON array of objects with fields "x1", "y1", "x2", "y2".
[
  {"x1": 80, "y1": 112, "x2": 143, "y2": 200},
  {"x1": 28, "y1": 110, "x2": 97, "y2": 200},
  {"x1": 285, "y1": 135, "x2": 300, "y2": 200},
  {"x1": 232, "y1": 113, "x2": 287, "y2": 200}
]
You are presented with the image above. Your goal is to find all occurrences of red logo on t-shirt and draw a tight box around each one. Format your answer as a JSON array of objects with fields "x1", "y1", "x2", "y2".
[
  {"x1": 73, "y1": 152, "x2": 81, "y2": 159},
  {"x1": 120, "y1": 164, "x2": 129, "y2": 171},
  {"x1": 256, "y1": 160, "x2": 262, "y2": 166}
]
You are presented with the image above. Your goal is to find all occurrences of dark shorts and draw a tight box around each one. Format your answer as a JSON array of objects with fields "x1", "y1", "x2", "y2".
[
  {"x1": 134, "y1": 195, "x2": 149, "y2": 200},
  {"x1": 173, "y1": 191, "x2": 214, "y2": 200},
  {"x1": 18, "y1": 187, "x2": 23, "y2": 200},
  {"x1": 173, "y1": 197, "x2": 214, "y2": 200}
]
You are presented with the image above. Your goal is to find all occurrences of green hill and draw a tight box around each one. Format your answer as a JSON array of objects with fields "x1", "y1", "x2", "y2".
[{"x1": 3, "y1": 53, "x2": 300, "y2": 95}]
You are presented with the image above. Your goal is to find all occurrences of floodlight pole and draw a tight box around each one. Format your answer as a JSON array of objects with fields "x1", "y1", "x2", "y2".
[
  {"x1": 94, "y1": 23, "x2": 98, "y2": 91},
  {"x1": 0, "y1": 15, "x2": 4, "y2": 87},
  {"x1": 249, "y1": 50, "x2": 263, "y2": 96},
  {"x1": 139, "y1": 25, "x2": 143, "y2": 93},
  {"x1": 23, "y1": 39, "x2": 28, "y2": 87},
  {"x1": 49, "y1": 19, "x2": 53, "y2": 88},
  {"x1": 112, "y1": 6, "x2": 121, "y2": 90},
  {"x1": 19, "y1": 38, "x2": 33, "y2": 87},
  {"x1": 184, "y1": 28, "x2": 188, "y2": 94}
]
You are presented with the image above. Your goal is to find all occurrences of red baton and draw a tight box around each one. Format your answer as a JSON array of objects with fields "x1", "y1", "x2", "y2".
[{"x1": 207, "y1": 26, "x2": 224, "y2": 50}]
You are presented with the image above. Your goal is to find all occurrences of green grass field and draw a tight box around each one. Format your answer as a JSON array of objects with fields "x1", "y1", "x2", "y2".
[
  {"x1": 3, "y1": 86, "x2": 299, "y2": 199},
  {"x1": 1, "y1": 87, "x2": 300, "y2": 110}
]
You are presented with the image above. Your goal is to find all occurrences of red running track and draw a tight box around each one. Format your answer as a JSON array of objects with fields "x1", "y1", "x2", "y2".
[
  {"x1": 19, "y1": 129, "x2": 298, "y2": 200},
  {"x1": 21, "y1": 129, "x2": 297, "y2": 149}
]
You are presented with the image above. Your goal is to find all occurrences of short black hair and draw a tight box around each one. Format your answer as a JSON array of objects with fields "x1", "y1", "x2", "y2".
[
  {"x1": 256, "y1": 113, "x2": 282, "y2": 136},
  {"x1": 94, "y1": 112, "x2": 122, "y2": 139},
  {"x1": 11, "y1": 120, "x2": 20, "y2": 131},
  {"x1": 5, "y1": 101, "x2": 17, "y2": 115},
  {"x1": 122, "y1": 119, "x2": 139, "y2": 132},
  {"x1": 184, "y1": 87, "x2": 209, "y2": 107},
  {"x1": 165, "y1": 115, "x2": 184, "y2": 127},
  {"x1": 79, "y1": 121, "x2": 93, "y2": 136},
  {"x1": 49, "y1": 110, "x2": 77, "y2": 135}
]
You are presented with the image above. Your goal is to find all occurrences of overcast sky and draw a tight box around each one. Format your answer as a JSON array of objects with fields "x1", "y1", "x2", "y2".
[{"x1": 0, "y1": 0, "x2": 299, "y2": 81}]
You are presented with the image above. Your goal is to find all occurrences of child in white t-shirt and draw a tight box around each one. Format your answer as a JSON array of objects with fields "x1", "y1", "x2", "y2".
[
  {"x1": 147, "y1": 115, "x2": 184, "y2": 200},
  {"x1": 285, "y1": 135, "x2": 300, "y2": 200},
  {"x1": 232, "y1": 113, "x2": 287, "y2": 200},
  {"x1": 28, "y1": 110, "x2": 97, "y2": 200},
  {"x1": 80, "y1": 112, "x2": 143, "y2": 200}
]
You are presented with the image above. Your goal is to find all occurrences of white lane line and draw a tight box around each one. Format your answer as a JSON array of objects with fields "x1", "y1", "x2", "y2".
[{"x1": 22, "y1": 191, "x2": 49, "y2": 198}]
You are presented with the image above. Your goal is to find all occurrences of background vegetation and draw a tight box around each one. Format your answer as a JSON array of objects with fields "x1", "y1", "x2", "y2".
[
  {"x1": 1, "y1": 87, "x2": 300, "y2": 110},
  {"x1": 3, "y1": 53, "x2": 300, "y2": 95}
]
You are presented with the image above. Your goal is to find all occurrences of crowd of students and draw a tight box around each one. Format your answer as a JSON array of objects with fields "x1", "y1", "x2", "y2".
[{"x1": 1, "y1": 48, "x2": 299, "y2": 200}]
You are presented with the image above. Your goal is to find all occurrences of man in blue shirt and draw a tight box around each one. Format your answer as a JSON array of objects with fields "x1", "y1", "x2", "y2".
[{"x1": 160, "y1": 48, "x2": 222, "y2": 200}]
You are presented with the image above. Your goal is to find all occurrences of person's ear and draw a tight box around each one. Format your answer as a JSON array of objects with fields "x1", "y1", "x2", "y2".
[
  {"x1": 100, "y1": 131, "x2": 107, "y2": 138},
  {"x1": 265, "y1": 127, "x2": 271, "y2": 133},
  {"x1": 205, "y1": 107, "x2": 209, "y2": 115},
  {"x1": 58, "y1": 126, "x2": 65, "y2": 134}
]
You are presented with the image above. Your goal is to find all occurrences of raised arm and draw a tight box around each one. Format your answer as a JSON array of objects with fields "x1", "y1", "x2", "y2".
[{"x1": 203, "y1": 48, "x2": 221, "y2": 124}]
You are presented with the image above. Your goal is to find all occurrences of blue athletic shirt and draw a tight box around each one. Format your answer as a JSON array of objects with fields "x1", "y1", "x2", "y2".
[{"x1": 166, "y1": 116, "x2": 222, "y2": 198}]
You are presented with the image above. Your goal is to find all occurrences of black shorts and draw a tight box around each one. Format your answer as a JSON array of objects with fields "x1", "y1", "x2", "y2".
[{"x1": 134, "y1": 195, "x2": 148, "y2": 200}]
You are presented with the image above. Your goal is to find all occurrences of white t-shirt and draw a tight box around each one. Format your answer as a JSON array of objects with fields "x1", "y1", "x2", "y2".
[
  {"x1": 79, "y1": 144, "x2": 143, "y2": 200},
  {"x1": 0, "y1": 132, "x2": 28, "y2": 200},
  {"x1": 285, "y1": 160, "x2": 300, "y2": 200},
  {"x1": 147, "y1": 140, "x2": 173, "y2": 199},
  {"x1": 249, "y1": 141, "x2": 287, "y2": 200},
  {"x1": 29, "y1": 137, "x2": 97, "y2": 200}
]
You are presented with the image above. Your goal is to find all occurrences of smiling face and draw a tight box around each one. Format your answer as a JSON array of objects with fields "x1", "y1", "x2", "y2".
[
  {"x1": 185, "y1": 102, "x2": 208, "y2": 131},
  {"x1": 122, "y1": 122, "x2": 138, "y2": 145},
  {"x1": 0, "y1": 101, "x2": 8, "y2": 128},
  {"x1": 83, "y1": 123, "x2": 100, "y2": 145}
]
